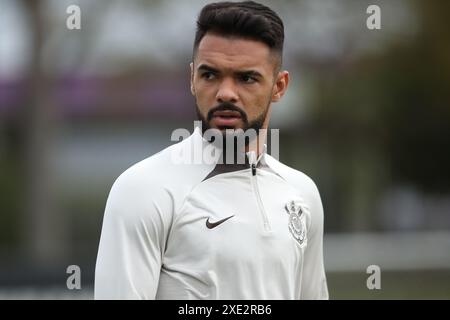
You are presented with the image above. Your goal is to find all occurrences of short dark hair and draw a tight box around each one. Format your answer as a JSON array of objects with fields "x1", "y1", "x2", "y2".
[{"x1": 193, "y1": 1, "x2": 284, "y2": 68}]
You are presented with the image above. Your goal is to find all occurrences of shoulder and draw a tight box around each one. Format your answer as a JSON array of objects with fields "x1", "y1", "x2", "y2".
[
  {"x1": 107, "y1": 131, "x2": 215, "y2": 215},
  {"x1": 264, "y1": 154, "x2": 321, "y2": 202},
  {"x1": 111, "y1": 143, "x2": 185, "y2": 194},
  {"x1": 114, "y1": 131, "x2": 214, "y2": 188}
]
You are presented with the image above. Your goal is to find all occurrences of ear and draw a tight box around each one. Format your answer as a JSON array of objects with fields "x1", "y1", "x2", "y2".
[
  {"x1": 271, "y1": 71, "x2": 289, "y2": 103},
  {"x1": 190, "y1": 62, "x2": 195, "y2": 96}
]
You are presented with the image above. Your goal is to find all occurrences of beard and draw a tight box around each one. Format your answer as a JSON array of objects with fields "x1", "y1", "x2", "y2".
[
  {"x1": 195, "y1": 101, "x2": 270, "y2": 164},
  {"x1": 196, "y1": 101, "x2": 269, "y2": 136}
]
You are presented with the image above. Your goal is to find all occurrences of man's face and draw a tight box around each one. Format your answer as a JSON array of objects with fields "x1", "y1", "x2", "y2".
[{"x1": 191, "y1": 33, "x2": 289, "y2": 135}]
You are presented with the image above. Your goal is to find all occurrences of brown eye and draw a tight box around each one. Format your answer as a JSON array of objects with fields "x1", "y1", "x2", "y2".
[
  {"x1": 201, "y1": 72, "x2": 216, "y2": 80},
  {"x1": 240, "y1": 74, "x2": 257, "y2": 84}
]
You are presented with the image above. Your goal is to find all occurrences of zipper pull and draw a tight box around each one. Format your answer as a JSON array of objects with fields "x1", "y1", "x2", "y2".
[{"x1": 247, "y1": 151, "x2": 257, "y2": 176}]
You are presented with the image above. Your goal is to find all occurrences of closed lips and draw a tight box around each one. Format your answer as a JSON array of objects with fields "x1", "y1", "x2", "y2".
[{"x1": 213, "y1": 110, "x2": 241, "y2": 118}]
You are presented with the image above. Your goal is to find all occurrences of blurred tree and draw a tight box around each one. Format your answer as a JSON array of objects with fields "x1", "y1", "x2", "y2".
[
  {"x1": 381, "y1": 1, "x2": 450, "y2": 193},
  {"x1": 308, "y1": 0, "x2": 450, "y2": 232},
  {"x1": 20, "y1": 0, "x2": 66, "y2": 267}
]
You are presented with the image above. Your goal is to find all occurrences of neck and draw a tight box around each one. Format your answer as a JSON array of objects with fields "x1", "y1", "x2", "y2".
[
  {"x1": 197, "y1": 126, "x2": 268, "y2": 165},
  {"x1": 220, "y1": 131, "x2": 266, "y2": 165},
  {"x1": 245, "y1": 130, "x2": 267, "y2": 158}
]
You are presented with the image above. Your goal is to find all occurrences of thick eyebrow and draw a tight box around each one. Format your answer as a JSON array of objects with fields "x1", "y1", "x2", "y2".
[
  {"x1": 197, "y1": 64, "x2": 220, "y2": 73},
  {"x1": 197, "y1": 64, "x2": 263, "y2": 79},
  {"x1": 235, "y1": 70, "x2": 263, "y2": 79}
]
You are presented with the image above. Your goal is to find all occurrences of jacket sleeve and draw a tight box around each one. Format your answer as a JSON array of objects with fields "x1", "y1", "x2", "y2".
[
  {"x1": 94, "y1": 169, "x2": 172, "y2": 300},
  {"x1": 300, "y1": 181, "x2": 329, "y2": 300}
]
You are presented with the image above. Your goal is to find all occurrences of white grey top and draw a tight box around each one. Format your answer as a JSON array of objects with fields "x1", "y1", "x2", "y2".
[{"x1": 95, "y1": 128, "x2": 328, "y2": 299}]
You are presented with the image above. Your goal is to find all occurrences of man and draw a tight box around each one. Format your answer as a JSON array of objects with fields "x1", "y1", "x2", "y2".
[{"x1": 95, "y1": 1, "x2": 328, "y2": 300}]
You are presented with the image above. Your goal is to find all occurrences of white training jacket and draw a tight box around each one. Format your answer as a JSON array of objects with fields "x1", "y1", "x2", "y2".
[{"x1": 95, "y1": 128, "x2": 328, "y2": 300}]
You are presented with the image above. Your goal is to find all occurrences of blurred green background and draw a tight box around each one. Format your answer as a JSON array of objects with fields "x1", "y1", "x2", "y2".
[{"x1": 1, "y1": 0, "x2": 449, "y2": 299}]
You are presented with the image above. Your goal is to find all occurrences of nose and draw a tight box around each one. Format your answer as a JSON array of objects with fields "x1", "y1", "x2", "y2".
[{"x1": 216, "y1": 78, "x2": 238, "y2": 104}]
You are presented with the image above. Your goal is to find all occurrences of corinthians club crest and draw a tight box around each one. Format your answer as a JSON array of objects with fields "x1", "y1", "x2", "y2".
[{"x1": 285, "y1": 200, "x2": 308, "y2": 247}]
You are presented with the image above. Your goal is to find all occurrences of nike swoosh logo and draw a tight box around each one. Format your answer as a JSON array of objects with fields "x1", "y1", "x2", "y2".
[{"x1": 206, "y1": 215, "x2": 235, "y2": 229}]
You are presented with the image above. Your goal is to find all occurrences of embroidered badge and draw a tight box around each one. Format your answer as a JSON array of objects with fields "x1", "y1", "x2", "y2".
[{"x1": 285, "y1": 200, "x2": 307, "y2": 247}]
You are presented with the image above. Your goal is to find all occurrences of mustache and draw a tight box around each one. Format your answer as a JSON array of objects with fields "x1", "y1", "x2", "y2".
[{"x1": 207, "y1": 102, "x2": 248, "y2": 123}]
